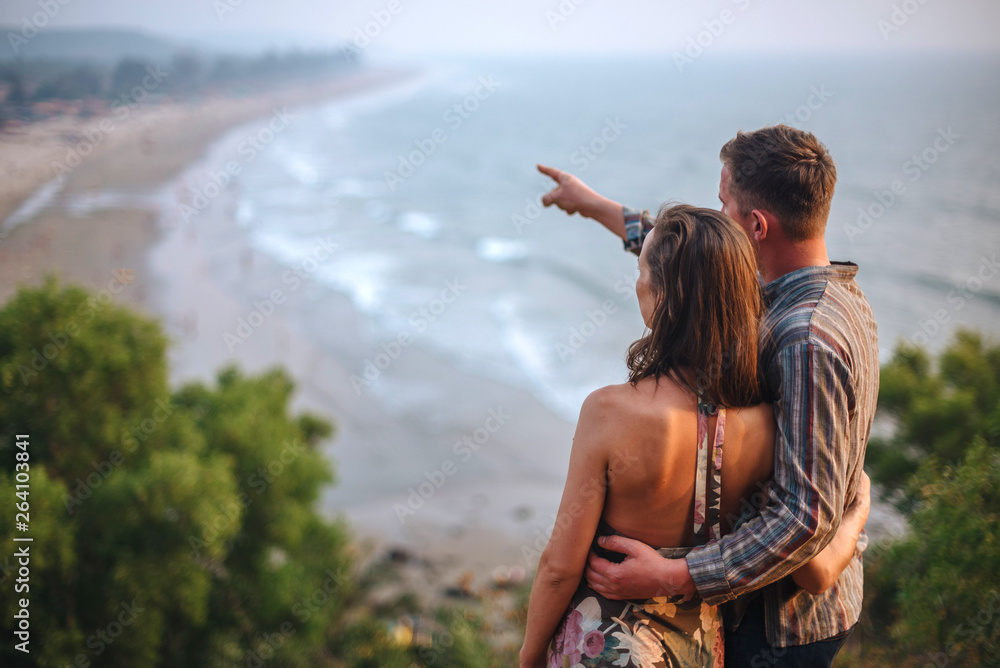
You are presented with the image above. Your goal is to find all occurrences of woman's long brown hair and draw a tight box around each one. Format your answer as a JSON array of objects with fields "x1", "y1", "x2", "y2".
[{"x1": 626, "y1": 204, "x2": 764, "y2": 408}]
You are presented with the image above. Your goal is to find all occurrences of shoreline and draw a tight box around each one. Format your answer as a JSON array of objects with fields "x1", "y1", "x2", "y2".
[
  {"x1": 0, "y1": 65, "x2": 576, "y2": 604},
  {"x1": 0, "y1": 67, "x2": 414, "y2": 307},
  {"x1": 0, "y1": 68, "x2": 412, "y2": 226},
  {"x1": 148, "y1": 144, "x2": 575, "y2": 599}
]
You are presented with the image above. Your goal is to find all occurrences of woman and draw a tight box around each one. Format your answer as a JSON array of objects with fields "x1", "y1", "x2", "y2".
[{"x1": 519, "y1": 205, "x2": 868, "y2": 668}]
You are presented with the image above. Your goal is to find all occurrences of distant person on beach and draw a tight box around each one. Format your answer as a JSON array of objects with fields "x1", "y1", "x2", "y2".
[
  {"x1": 519, "y1": 204, "x2": 871, "y2": 667},
  {"x1": 527, "y1": 125, "x2": 878, "y2": 667}
]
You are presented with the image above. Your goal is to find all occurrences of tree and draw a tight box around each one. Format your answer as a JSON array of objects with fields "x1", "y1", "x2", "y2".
[
  {"x1": 0, "y1": 278, "x2": 528, "y2": 666},
  {"x1": 169, "y1": 52, "x2": 203, "y2": 94},
  {"x1": 0, "y1": 276, "x2": 169, "y2": 481},
  {"x1": 32, "y1": 65, "x2": 103, "y2": 101},
  {"x1": 845, "y1": 330, "x2": 1000, "y2": 667},
  {"x1": 0, "y1": 279, "x2": 353, "y2": 666},
  {"x1": 861, "y1": 439, "x2": 1000, "y2": 667},
  {"x1": 866, "y1": 330, "x2": 1000, "y2": 496},
  {"x1": 209, "y1": 56, "x2": 243, "y2": 84},
  {"x1": 2, "y1": 66, "x2": 27, "y2": 106},
  {"x1": 109, "y1": 58, "x2": 154, "y2": 101}
]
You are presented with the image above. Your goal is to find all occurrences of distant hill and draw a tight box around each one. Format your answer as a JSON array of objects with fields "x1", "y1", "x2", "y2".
[
  {"x1": 0, "y1": 26, "x2": 349, "y2": 64},
  {"x1": 0, "y1": 26, "x2": 183, "y2": 63}
]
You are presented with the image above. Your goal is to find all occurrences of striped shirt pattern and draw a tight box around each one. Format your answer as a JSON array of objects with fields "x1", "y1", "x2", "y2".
[{"x1": 623, "y1": 207, "x2": 880, "y2": 647}]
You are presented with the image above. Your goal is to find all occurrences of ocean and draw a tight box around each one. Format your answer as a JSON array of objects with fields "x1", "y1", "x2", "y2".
[{"x1": 213, "y1": 53, "x2": 1000, "y2": 424}]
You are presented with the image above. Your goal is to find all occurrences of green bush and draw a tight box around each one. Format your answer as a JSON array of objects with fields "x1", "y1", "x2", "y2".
[
  {"x1": 847, "y1": 330, "x2": 1000, "y2": 667},
  {"x1": 867, "y1": 330, "x2": 1000, "y2": 497},
  {"x1": 0, "y1": 280, "x2": 351, "y2": 666},
  {"x1": 0, "y1": 278, "x2": 528, "y2": 666},
  {"x1": 861, "y1": 440, "x2": 1000, "y2": 666}
]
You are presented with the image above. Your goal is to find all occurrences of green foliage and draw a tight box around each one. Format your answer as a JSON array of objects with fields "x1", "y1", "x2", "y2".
[
  {"x1": 168, "y1": 52, "x2": 203, "y2": 93},
  {"x1": 0, "y1": 280, "x2": 352, "y2": 666},
  {"x1": 328, "y1": 616, "x2": 416, "y2": 668},
  {"x1": 0, "y1": 468, "x2": 79, "y2": 667},
  {"x1": 108, "y1": 58, "x2": 155, "y2": 100},
  {"x1": 2, "y1": 48, "x2": 357, "y2": 123},
  {"x1": 2, "y1": 66, "x2": 27, "y2": 106},
  {"x1": 432, "y1": 609, "x2": 504, "y2": 667},
  {"x1": 0, "y1": 277, "x2": 170, "y2": 480},
  {"x1": 400, "y1": 606, "x2": 523, "y2": 668},
  {"x1": 849, "y1": 330, "x2": 1000, "y2": 667},
  {"x1": 861, "y1": 440, "x2": 1000, "y2": 666},
  {"x1": 0, "y1": 278, "x2": 529, "y2": 666},
  {"x1": 32, "y1": 65, "x2": 104, "y2": 100},
  {"x1": 866, "y1": 329, "x2": 1000, "y2": 495}
]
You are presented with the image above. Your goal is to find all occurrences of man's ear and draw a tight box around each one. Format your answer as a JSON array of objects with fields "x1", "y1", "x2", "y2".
[{"x1": 750, "y1": 209, "x2": 769, "y2": 242}]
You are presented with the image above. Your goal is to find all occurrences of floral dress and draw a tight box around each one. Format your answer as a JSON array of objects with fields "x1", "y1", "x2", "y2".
[{"x1": 549, "y1": 400, "x2": 727, "y2": 668}]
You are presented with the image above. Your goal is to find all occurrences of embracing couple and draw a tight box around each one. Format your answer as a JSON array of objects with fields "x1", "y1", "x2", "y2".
[{"x1": 520, "y1": 125, "x2": 879, "y2": 668}]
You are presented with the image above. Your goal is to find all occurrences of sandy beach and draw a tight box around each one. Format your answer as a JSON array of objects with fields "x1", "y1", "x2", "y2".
[{"x1": 0, "y1": 67, "x2": 411, "y2": 304}]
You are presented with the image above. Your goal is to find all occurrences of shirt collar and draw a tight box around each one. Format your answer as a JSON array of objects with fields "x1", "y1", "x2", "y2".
[{"x1": 762, "y1": 262, "x2": 859, "y2": 301}]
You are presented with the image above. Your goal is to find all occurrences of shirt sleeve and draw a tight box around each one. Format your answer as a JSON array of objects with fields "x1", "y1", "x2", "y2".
[
  {"x1": 685, "y1": 342, "x2": 857, "y2": 605},
  {"x1": 623, "y1": 206, "x2": 654, "y2": 256}
]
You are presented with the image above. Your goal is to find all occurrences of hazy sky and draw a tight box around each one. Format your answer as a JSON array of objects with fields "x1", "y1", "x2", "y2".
[{"x1": 2, "y1": 0, "x2": 999, "y2": 54}]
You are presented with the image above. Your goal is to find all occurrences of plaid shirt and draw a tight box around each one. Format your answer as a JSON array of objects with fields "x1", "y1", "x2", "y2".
[{"x1": 623, "y1": 207, "x2": 879, "y2": 647}]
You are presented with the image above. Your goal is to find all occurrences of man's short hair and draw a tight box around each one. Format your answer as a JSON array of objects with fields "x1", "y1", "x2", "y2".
[{"x1": 720, "y1": 125, "x2": 837, "y2": 241}]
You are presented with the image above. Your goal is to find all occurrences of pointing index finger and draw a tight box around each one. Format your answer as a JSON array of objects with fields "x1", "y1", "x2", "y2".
[{"x1": 536, "y1": 163, "x2": 563, "y2": 181}]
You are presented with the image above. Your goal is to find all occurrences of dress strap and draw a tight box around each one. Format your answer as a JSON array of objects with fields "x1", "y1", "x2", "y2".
[{"x1": 693, "y1": 398, "x2": 726, "y2": 545}]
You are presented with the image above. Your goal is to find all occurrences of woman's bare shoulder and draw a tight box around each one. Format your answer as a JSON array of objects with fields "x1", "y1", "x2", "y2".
[
  {"x1": 581, "y1": 378, "x2": 668, "y2": 413},
  {"x1": 579, "y1": 378, "x2": 686, "y2": 434},
  {"x1": 578, "y1": 383, "x2": 636, "y2": 430}
]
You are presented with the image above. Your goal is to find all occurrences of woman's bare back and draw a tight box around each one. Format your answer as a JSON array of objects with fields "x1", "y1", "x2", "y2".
[{"x1": 597, "y1": 376, "x2": 775, "y2": 548}]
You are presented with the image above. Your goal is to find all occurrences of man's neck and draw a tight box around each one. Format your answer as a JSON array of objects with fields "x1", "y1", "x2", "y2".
[{"x1": 759, "y1": 238, "x2": 830, "y2": 285}]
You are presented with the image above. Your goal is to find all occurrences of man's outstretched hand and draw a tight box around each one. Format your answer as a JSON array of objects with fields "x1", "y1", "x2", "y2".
[
  {"x1": 538, "y1": 164, "x2": 601, "y2": 216},
  {"x1": 584, "y1": 534, "x2": 697, "y2": 601},
  {"x1": 537, "y1": 164, "x2": 626, "y2": 240}
]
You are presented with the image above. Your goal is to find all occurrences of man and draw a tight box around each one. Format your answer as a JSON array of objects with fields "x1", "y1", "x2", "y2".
[{"x1": 537, "y1": 124, "x2": 878, "y2": 666}]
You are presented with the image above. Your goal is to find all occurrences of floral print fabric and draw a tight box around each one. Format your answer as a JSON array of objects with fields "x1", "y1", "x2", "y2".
[{"x1": 548, "y1": 537, "x2": 724, "y2": 667}]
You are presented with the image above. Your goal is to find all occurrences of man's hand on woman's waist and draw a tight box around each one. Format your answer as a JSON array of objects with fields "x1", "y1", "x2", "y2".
[{"x1": 584, "y1": 534, "x2": 697, "y2": 600}]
